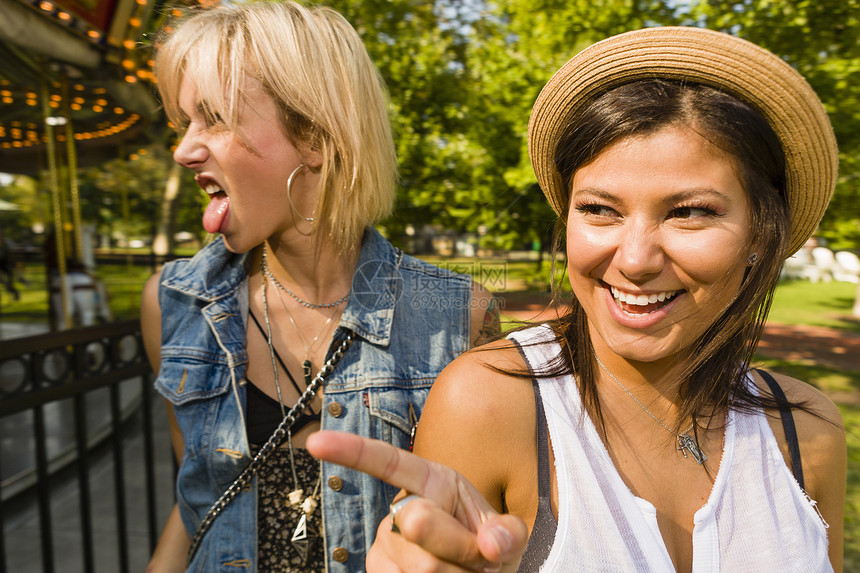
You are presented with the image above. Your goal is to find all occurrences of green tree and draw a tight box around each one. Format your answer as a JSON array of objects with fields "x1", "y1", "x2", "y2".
[
  {"x1": 326, "y1": 0, "x2": 473, "y2": 241},
  {"x1": 450, "y1": 0, "x2": 684, "y2": 251},
  {"x1": 692, "y1": 0, "x2": 860, "y2": 250},
  {"x1": 0, "y1": 174, "x2": 44, "y2": 243},
  {"x1": 76, "y1": 144, "x2": 203, "y2": 248}
]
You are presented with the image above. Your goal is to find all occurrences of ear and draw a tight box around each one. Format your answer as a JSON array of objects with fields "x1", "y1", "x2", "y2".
[{"x1": 299, "y1": 144, "x2": 324, "y2": 170}]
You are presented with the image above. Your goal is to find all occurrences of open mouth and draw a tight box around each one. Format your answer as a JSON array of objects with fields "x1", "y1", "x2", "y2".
[
  {"x1": 204, "y1": 183, "x2": 227, "y2": 199},
  {"x1": 610, "y1": 285, "x2": 682, "y2": 315},
  {"x1": 201, "y1": 181, "x2": 231, "y2": 234}
]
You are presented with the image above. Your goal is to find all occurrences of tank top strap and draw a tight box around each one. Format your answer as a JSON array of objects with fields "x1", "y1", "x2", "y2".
[{"x1": 508, "y1": 329, "x2": 559, "y2": 572}]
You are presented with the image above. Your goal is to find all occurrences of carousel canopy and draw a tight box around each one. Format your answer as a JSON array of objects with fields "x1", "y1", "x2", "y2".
[{"x1": 0, "y1": 0, "x2": 164, "y2": 174}]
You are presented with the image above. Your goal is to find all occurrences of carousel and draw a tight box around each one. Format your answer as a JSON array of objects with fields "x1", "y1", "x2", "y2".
[{"x1": 0, "y1": 0, "x2": 169, "y2": 328}]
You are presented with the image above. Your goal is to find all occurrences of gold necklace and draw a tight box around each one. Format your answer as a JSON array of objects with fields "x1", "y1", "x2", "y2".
[{"x1": 594, "y1": 353, "x2": 707, "y2": 464}]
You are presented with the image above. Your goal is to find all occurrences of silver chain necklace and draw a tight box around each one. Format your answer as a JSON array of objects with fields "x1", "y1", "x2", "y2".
[
  {"x1": 260, "y1": 266, "x2": 329, "y2": 563},
  {"x1": 261, "y1": 244, "x2": 349, "y2": 309},
  {"x1": 272, "y1": 278, "x2": 341, "y2": 387},
  {"x1": 593, "y1": 353, "x2": 707, "y2": 464}
]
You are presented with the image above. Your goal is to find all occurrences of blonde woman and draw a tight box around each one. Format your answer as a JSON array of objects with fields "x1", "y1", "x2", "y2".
[{"x1": 141, "y1": 2, "x2": 495, "y2": 571}]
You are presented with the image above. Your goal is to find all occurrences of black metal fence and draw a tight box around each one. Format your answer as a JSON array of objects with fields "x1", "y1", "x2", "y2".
[{"x1": 0, "y1": 320, "x2": 172, "y2": 573}]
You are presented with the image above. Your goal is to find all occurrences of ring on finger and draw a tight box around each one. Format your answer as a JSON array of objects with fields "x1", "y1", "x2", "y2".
[{"x1": 389, "y1": 494, "x2": 421, "y2": 533}]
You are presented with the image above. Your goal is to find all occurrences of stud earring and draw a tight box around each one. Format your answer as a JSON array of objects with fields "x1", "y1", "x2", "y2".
[{"x1": 747, "y1": 252, "x2": 759, "y2": 265}]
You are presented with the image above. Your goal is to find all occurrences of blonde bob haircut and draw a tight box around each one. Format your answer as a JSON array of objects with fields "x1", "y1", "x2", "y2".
[{"x1": 155, "y1": 0, "x2": 397, "y2": 253}]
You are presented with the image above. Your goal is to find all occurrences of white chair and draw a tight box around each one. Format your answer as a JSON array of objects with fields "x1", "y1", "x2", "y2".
[
  {"x1": 802, "y1": 246, "x2": 836, "y2": 283},
  {"x1": 50, "y1": 271, "x2": 113, "y2": 329},
  {"x1": 782, "y1": 250, "x2": 811, "y2": 280},
  {"x1": 834, "y1": 251, "x2": 860, "y2": 283}
]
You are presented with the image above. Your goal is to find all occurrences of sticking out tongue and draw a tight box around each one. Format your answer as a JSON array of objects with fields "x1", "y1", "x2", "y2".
[{"x1": 202, "y1": 193, "x2": 230, "y2": 234}]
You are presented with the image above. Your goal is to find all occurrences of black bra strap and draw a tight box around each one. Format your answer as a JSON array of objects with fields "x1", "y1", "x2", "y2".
[
  {"x1": 510, "y1": 339, "x2": 557, "y2": 573},
  {"x1": 756, "y1": 369, "x2": 804, "y2": 489},
  {"x1": 532, "y1": 379, "x2": 551, "y2": 500}
]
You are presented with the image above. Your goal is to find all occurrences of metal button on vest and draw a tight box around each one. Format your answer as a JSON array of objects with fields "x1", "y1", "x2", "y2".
[
  {"x1": 332, "y1": 547, "x2": 349, "y2": 563},
  {"x1": 328, "y1": 475, "x2": 344, "y2": 491},
  {"x1": 327, "y1": 402, "x2": 343, "y2": 417}
]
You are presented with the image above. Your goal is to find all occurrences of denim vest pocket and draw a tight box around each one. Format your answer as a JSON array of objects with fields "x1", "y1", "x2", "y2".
[
  {"x1": 155, "y1": 357, "x2": 244, "y2": 476},
  {"x1": 364, "y1": 387, "x2": 430, "y2": 449},
  {"x1": 155, "y1": 354, "x2": 233, "y2": 405}
]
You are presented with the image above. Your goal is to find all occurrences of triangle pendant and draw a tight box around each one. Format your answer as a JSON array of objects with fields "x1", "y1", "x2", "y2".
[{"x1": 291, "y1": 513, "x2": 310, "y2": 563}]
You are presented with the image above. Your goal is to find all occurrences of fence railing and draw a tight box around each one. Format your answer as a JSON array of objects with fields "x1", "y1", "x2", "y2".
[{"x1": 0, "y1": 320, "x2": 170, "y2": 573}]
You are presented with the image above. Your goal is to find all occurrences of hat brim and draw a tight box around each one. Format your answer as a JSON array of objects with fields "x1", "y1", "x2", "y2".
[{"x1": 527, "y1": 26, "x2": 838, "y2": 256}]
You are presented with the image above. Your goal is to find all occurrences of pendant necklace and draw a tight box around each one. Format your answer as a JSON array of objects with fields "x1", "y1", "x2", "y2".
[
  {"x1": 260, "y1": 244, "x2": 346, "y2": 385},
  {"x1": 258, "y1": 258, "x2": 337, "y2": 564},
  {"x1": 271, "y1": 294, "x2": 333, "y2": 563},
  {"x1": 285, "y1": 429, "x2": 321, "y2": 564},
  {"x1": 260, "y1": 263, "x2": 288, "y2": 417},
  {"x1": 273, "y1": 283, "x2": 341, "y2": 386},
  {"x1": 594, "y1": 353, "x2": 707, "y2": 464}
]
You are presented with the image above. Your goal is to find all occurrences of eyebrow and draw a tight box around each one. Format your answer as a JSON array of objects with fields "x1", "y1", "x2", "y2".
[
  {"x1": 177, "y1": 97, "x2": 211, "y2": 118},
  {"x1": 195, "y1": 100, "x2": 215, "y2": 118},
  {"x1": 572, "y1": 187, "x2": 732, "y2": 203},
  {"x1": 571, "y1": 188, "x2": 617, "y2": 202}
]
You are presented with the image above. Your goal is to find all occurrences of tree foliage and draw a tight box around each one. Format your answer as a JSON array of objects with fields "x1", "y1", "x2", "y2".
[
  {"x1": 3, "y1": 0, "x2": 859, "y2": 254},
  {"x1": 691, "y1": 0, "x2": 860, "y2": 250}
]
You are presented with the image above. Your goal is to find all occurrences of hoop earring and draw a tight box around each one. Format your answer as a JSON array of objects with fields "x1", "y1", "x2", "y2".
[{"x1": 287, "y1": 163, "x2": 314, "y2": 223}]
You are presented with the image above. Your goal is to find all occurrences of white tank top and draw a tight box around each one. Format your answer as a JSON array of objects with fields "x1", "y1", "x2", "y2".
[{"x1": 509, "y1": 325, "x2": 832, "y2": 573}]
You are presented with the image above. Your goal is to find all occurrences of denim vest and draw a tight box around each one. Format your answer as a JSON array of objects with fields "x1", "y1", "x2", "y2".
[{"x1": 154, "y1": 227, "x2": 471, "y2": 572}]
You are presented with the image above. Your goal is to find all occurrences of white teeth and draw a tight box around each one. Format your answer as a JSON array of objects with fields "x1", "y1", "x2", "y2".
[
  {"x1": 204, "y1": 184, "x2": 223, "y2": 196},
  {"x1": 610, "y1": 286, "x2": 679, "y2": 306}
]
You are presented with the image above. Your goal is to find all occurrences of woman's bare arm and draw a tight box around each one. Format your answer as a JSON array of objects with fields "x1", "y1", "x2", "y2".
[{"x1": 141, "y1": 272, "x2": 191, "y2": 572}]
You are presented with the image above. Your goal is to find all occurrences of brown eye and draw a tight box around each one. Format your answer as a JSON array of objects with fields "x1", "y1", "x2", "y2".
[
  {"x1": 576, "y1": 204, "x2": 617, "y2": 217},
  {"x1": 669, "y1": 206, "x2": 715, "y2": 219}
]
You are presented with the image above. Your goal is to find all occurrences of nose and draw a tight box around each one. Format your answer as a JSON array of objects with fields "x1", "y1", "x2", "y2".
[
  {"x1": 173, "y1": 127, "x2": 207, "y2": 169},
  {"x1": 613, "y1": 221, "x2": 665, "y2": 281}
]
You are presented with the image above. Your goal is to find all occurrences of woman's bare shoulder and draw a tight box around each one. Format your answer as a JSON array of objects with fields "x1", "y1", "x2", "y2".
[
  {"x1": 430, "y1": 338, "x2": 530, "y2": 405},
  {"x1": 416, "y1": 338, "x2": 538, "y2": 509},
  {"x1": 758, "y1": 369, "x2": 844, "y2": 428}
]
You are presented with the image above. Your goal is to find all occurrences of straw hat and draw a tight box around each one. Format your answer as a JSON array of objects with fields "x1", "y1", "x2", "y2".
[{"x1": 527, "y1": 26, "x2": 838, "y2": 256}]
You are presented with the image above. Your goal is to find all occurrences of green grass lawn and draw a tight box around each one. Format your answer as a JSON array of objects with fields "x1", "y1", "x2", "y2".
[
  {"x1": 417, "y1": 255, "x2": 570, "y2": 294},
  {"x1": 768, "y1": 279, "x2": 860, "y2": 333},
  {"x1": 843, "y1": 403, "x2": 860, "y2": 572},
  {"x1": 0, "y1": 260, "x2": 155, "y2": 322}
]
